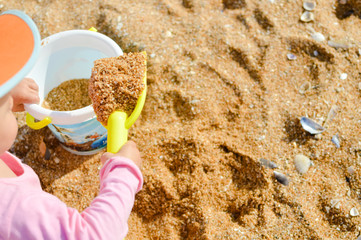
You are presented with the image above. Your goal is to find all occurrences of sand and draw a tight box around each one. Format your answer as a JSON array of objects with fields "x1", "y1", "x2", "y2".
[{"x1": 3, "y1": 0, "x2": 361, "y2": 239}]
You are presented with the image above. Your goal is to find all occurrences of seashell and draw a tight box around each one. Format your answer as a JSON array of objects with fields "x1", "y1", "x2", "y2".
[
  {"x1": 54, "y1": 157, "x2": 60, "y2": 164},
  {"x1": 331, "y1": 134, "x2": 341, "y2": 148},
  {"x1": 274, "y1": 171, "x2": 289, "y2": 186},
  {"x1": 328, "y1": 40, "x2": 349, "y2": 49},
  {"x1": 340, "y1": 73, "x2": 348, "y2": 80},
  {"x1": 294, "y1": 154, "x2": 311, "y2": 174},
  {"x1": 324, "y1": 105, "x2": 339, "y2": 126},
  {"x1": 350, "y1": 207, "x2": 359, "y2": 217},
  {"x1": 300, "y1": 11, "x2": 314, "y2": 22},
  {"x1": 313, "y1": 50, "x2": 319, "y2": 56},
  {"x1": 300, "y1": 117, "x2": 325, "y2": 134},
  {"x1": 260, "y1": 158, "x2": 278, "y2": 169},
  {"x1": 299, "y1": 81, "x2": 311, "y2": 94},
  {"x1": 303, "y1": 1, "x2": 316, "y2": 11},
  {"x1": 311, "y1": 32, "x2": 325, "y2": 42},
  {"x1": 287, "y1": 53, "x2": 297, "y2": 60}
]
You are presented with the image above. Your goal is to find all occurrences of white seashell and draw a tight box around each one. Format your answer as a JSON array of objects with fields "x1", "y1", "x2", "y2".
[
  {"x1": 300, "y1": 117, "x2": 326, "y2": 134},
  {"x1": 311, "y1": 32, "x2": 325, "y2": 42},
  {"x1": 294, "y1": 154, "x2": 311, "y2": 174},
  {"x1": 287, "y1": 53, "x2": 297, "y2": 60},
  {"x1": 300, "y1": 11, "x2": 314, "y2": 22},
  {"x1": 274, "y1": 171, "x2": 289, "y2": 186},
  {"x1": 331, "y1": 134, "x2": 341, "y2": 148},
  {"x1": 260, "y1": 158, "x2": 278, "y2": 169},
  {"x1": 303, "y1": 1, "x2": 316, "y2": 11},
  {"x1": 340, "y1": 73, "x2": 348, "y2": 80},
  {"x1": 331, "y1": 199, "x2": 341, "y2": 209},
  {"x1": 328, "y1": 40, "x2": 349, "y2": 49},
  {"x1": 350, "y1": 207, "x2": 359, "y2": 217},
  {"x1": 299, "y1": 81, "x2": 311, "y2": 94}
]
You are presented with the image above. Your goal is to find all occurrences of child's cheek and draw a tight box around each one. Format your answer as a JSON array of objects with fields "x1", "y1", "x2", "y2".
[{"x1": 0, "y1": 112, "x2": 18, "y2": 154}]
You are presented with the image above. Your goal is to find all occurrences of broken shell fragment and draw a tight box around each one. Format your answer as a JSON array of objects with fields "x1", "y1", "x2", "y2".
[
  {"x1": 331, "y1": 134, "x2": 341, "y2": 148},
  {"x1": 311, "y1": 32, "x2": 325, "y2": 42},
  {"x1": 350, "y1": 207, "x2": 359, "y2": 217},
  {"x1": 299, "y1": 81, "x2": 311, "y2": 94},
  {"x1": 44, "y1": 147, "x2": 51, "y2": 160},
  {"x1": 274, "y1": 171, "x2": 289, "y2": 186},
  {"x1": 303, "y1": 1, "x2": 316, "y2": 11},
  {"x1": 328, "y1": 40, "x2": 349, "y2": 49},
  {"x1": 300, "y1": 11, "x2": 314, "y2": 22},
  {"x1": 324, "y1": 105, "x2": 339, "y2": 126},
  {"x1": 294, "y1": 154, "x2": 311, "y2": 174},
  {"x1": 260, "y1": 158, "x2": 278, "y2": 169},
  {"x1": 300, "y1": 117, "x2": 326, "y2": 134},
  {"x1": 287, "y1": 53, "x2": 297, "y2": 60}
]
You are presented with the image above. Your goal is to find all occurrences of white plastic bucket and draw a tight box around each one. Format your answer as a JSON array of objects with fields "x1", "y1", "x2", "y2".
[{"x1": 25, "y1": 30, "x2": 123, "y2": 155}]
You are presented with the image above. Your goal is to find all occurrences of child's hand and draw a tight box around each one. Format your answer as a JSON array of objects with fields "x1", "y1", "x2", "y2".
[
  {"x1": 101, "y1": 141, "x2": 142, "y2": 168},
  {"x1": 11, "y1": 78, "x2": 40, "y2": 112}
]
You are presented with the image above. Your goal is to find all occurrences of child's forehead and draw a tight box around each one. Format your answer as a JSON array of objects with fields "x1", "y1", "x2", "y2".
[{"x1": 0, "y1": 10, "x2": 40, "y2": 98}]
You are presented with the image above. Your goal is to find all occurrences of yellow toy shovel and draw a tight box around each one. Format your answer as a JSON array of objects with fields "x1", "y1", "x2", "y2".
[{"x1": 102, "y1": 52, "x2": 147, "y2": 154}]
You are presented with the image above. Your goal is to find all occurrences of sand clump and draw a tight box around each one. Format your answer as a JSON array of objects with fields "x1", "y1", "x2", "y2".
[{"x1": 88, "y1": 52, "x2": 146, "y2": 125}]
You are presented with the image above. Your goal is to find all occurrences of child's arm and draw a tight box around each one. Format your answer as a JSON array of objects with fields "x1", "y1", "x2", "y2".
[
  {"x1": 8, "y1": 141, "x2": 143, "y2": 240},
  {"x1": 11, "y1": 78, "x2": 40, "y2": 112}
]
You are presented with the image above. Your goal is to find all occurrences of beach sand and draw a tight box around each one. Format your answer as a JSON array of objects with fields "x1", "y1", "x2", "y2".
[{"x1": 3, "y1": 0, "x2": 361, "y2": 239}]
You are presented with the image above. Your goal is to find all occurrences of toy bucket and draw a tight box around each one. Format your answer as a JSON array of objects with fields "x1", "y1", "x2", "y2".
[{"x1": 24, "y1": 30, "x2": 123, "y2": 155}]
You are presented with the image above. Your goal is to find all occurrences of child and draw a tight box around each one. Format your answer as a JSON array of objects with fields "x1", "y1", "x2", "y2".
[{"x1": 0, "y1": 10, "x2": 143, "y2": 239}]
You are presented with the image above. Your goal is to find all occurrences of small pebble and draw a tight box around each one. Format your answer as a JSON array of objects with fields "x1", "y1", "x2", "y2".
[
  {"x1": 260, "y1": 158, "x2": 278, "y2": 169},
  {"x1": 39, "y1": 139, "x2": 46, "y2": 157},
  {"x1": 340, "y1": 73, "x2": 348, "y2": 80},
  {"x1": 287, "y1": 53, "x2": 297, "y2": 60},
  {"x1": 300, "y1": 11, "x2": 314, "y2": 22},
  {"x1": 339, "y1": 0, "x2": 347, "y2": 4},
  {"x1": 54, "y1": 157, "x2": 60, "y2": 164},
  {"x1": 358, "y1": 82, "x2": 361, "y2": 91},
  {"x1": 347, "y1": 166, "x2": 355, "y2": 175},
  {"x1": 165, "y1": 30, "x2": 173, "y2": 38},
  {"x1": 314, "y1": 134, "x2": 322, "y2": 140},
  {"x1": 274, "y1": 171, "x2": 289, "y2": 186},
  {"x1": 294, "y1": 154, "x2": 311, "y2": 174},
  {"x1": 44, "y1": 147, "x2": 51, "y2": 160},
  {"x1": 335, "y1": 87, "x2": 344, "y2": 93},
  {"x1": 350, "y1": 207, "x2": 359, "y2": 217},
  {"x1": 313, "y1": 50, "x2": 319, "y2": 56},
  {"x1": 303, "y1": 1, "x2": 316, "y2": 11},
  {"x1": 299, "y1": 81, "x2": 311, "y2": 94}
]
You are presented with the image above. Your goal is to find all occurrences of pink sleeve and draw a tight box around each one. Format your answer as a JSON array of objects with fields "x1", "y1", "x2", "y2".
[{"x1": 10, "y1": 157, "x2": 143, "y2": 240}]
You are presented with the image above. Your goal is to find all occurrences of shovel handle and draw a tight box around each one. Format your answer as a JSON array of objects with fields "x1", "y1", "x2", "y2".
[{"x1": 107, "y1": 111, "x2": 128, "y2": 153}]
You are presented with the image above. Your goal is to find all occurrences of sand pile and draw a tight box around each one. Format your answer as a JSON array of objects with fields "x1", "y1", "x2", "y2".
[{"x1": 4, "y1": 0, "x2": 361, "y2": 239}]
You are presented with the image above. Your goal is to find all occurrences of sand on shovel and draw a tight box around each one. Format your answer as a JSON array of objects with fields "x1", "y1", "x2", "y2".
[{"x1": 88, "y1": 52, "x2": 146, "y2": 126}]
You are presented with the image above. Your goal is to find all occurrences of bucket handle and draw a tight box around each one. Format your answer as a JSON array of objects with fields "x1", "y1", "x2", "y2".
[{"x1": 26, "y1": 113, "x2": 52, "y2": 130}]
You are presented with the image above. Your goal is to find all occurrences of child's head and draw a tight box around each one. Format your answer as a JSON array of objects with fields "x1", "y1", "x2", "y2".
[{"x1": 0, "y1": 10, "x2": 41, "y2": 154}]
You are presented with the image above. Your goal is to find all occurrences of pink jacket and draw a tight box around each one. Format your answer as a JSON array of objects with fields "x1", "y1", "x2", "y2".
[{"x1": 0, "y1": 151, "x2": 143, "y2": 240}]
